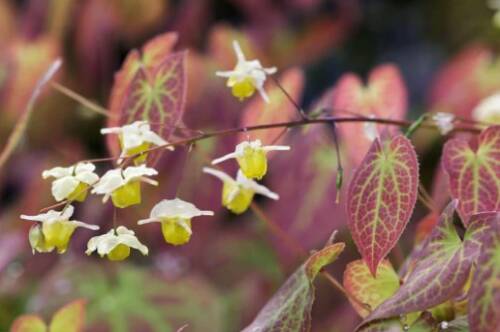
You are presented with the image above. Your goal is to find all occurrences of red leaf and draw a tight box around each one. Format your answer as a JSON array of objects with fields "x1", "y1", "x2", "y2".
[
  {"x1": 347, "y1": 135, "x2": 418, "y2": 276},
  {"x1": 332, "y1": 64, "x2": 408, "y2": 166},
  {"x1": 442, "y1": 125, "x2": 500, "y2": 223}
]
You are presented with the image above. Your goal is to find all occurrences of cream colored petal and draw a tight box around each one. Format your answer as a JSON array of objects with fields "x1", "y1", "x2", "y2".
[
  {"x1": 92, "y1": 169, "x2": 124, "y2": 194},
  {"x1": 203, "y1": 167, "x2": 235, "y2": 183},
  {"x1": 149, "y1": 198, "x2": 214, "y2": 219},
  {"x1": 100, "y1": 127, "x2": 122, "y2": 135},
  {"x1": 42, "y1": 166, "x2": 72, "y2": 179},
  {"x1": 52, "y1": 176, "x2": 80, "y2": 201},
  {"x1": 137, "y1": 217, "x2": 160, "y2": 225},
  {"x1": 75, "y1": 171, "x2": 99, "y2": 185},
  {"x1": 232, "y1": 40, "x2": 246, "y2": 62},
  {"x1": 70, "y1": 220, "x2": 99, "y2": 231},
  {"x1": 215, "y1": 70, "x2": 235, "y2": 78},
  {"x1": 262, "y1": 145, "x2": 290, "y2": 152},
  {"x1": 123, "y1": 165, "x2": 158, "y2": 183},
  {"x1": 236, "y1": 171, "x2": 278, "y2": 200},
  {"x1": 118, "y1": 234, "x2": 148, "y2": 255},
  {"x1": 211, "y1": 152, "x2": 239, "y2": 165}
]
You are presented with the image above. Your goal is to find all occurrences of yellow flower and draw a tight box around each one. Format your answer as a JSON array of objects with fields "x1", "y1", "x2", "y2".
[
  {"x1": 216, "y1": 41, "x2": 277, "y2": 103},
  {"x1": 86, "y1": 226, "x2": 148, "y2": 261},
  {"x1": 21, "y1": 205, "x2": 99, "y2": 254},
  {"x1": 211, "y1": 139, "x2": 290, "y2": 180},
  {"x1": 203, "y1": 168, "x2": 279, "y2": 214},
  {"x1": 101, "y1": 121, "x2": 173, "y2": 164},
  {"x1": 138, "y1": 198, "x2": 214, "y2": 246},
  {"x1": 91, "y1": 165, "x2": 158, "y2": 208},
  {"x1": 42, "y1": 163, "x2": 99, "y2": 202}
]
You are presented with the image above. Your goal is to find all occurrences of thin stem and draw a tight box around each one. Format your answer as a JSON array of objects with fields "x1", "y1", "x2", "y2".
[
  {"x1": 329, "y1": 122, "x2": 343, "y2": 204},
  {"x1": 268, "y1": 74, "x2": 308, "y2": 120},
  {"x1": 51, "y1": 82, "x2": 114, "y2": 118}
]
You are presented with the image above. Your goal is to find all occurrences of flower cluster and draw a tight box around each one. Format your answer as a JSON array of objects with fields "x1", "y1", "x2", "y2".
[
  {"x1": 203, "y1": 139, "x2": 289, "y2": 214},
  {"x1": 22, "y1": 121, "x2": 213, "y2": 260}
]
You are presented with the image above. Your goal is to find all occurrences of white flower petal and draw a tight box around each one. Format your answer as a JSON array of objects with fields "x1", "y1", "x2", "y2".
[
  {"x1": 432, "y1": 112, "x2": 455, "y2": 135},
  {"x1": 70, "y1": 220, "x2": 100, "y2": 231},
  {"x1": 262, "y1": 145, "x2": 291, "y2": 152},
  {"x1": 42, "y1": 166, "x2": 72, "y2": 179},
  {"x1": 211, "y1": 152, "x2": 240, "y2": 165},
  {"x1": 21, "y1": 205, "x2": 75, "y2": 223},
  {"x1": 203, "y1": 167, "x2": 235, "y2": 184},
  {"x1": 52, "y1": 177, "x2": 79, "y2": 201},
  {"x1": 472, "y1": 93, "x2": 500, "y2": 123},
  {"x1": 233, "y1": 40, "x2": 246, "y2": 62},
  {"x1": 92, "y1": 169, "x2": 124, "y2": 195},
  {"x1": 148, "y1": 198, "x2": 214, "y2": 220},
  {"x1": 118, "y1": 234, "x2": 148, "y2": 255},
  {"x1": 236, "y1": 171, "x2": 279, "y2": 200},
  {"x1": 75, "y1": 171, "x2": 99, "y2": 185},
  {"x1": 123, "y1": 165, "x2": 158, "y2": 183}
]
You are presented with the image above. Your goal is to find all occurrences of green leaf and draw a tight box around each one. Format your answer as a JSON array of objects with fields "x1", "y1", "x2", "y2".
[
  {"x1": 358, "y1": 312, "x2": 438, "y2": 332},
  {"x1": 48, "y1": 299, "x2": 86, "y2": 332},
  {"x1": 10, "y1": 315, "x2": 47, "y2": 332},
  {"x1": 242, "y1": 243, "x2": 345, "y2": 332},
  {"x1": 347, "y1": 135, "x2": 419, "y2": 276},
  {"x1": 343, "y1": 259, "x2": 400, "y2": 317}
]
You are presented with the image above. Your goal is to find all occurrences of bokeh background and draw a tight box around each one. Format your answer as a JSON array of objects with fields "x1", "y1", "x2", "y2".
[{"x1": 1, "y1": 0, "x2": 499, "y2": 331}]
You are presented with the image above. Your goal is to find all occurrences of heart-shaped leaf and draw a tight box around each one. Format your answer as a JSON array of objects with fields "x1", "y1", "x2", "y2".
[
  {"x1": 347, "y1": 135, "x2": 419, "y2": 276},
  {"x1": 238, "y1": 68, "x2": 304, "y2": 146},
  {"x1": 358, "y1": 203, "x2": 494, "y2": 329},
  {"x1": 242, "y1": 243, "x2": 345, "y2": 332},
  {"x1": 442, "y1": 125, "x2": 500, "y2": 223},
  {"x1": 467, "y1": 213, "x2": 500, "y2": 332},
  {"x1": 48, "y1": 299, "x2": 86, "y2": 332},
  {"x1": 343, "y1": 259, "x2": 400, "y2": 318},
  {"x1": 106, "y1": 32, "x2": 185, "y2": 158},
  {"x1": 331, "y1": 64, "x2": 408, "y2": 166},
  {"x1": 10, "y1": 315, "x2": 46, "y2": 332}
]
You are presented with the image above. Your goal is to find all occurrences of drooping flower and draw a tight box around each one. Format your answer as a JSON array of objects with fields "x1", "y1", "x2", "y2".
[
  {"x1": 472, "y1": 93, "x2": 500, "y2": 125},
  {"x1": 432, "y1": 112, "x2": 456, "y2": 135},
  {"x1": 216, "y1": 40, "x2": 277, "y2": 103},
  {"x1": 138, "y1": 198, "x2": 214, "y2": 246},
  {"x1": 21, "y1": 205, "x2": 99, "y2": 254},
  {"x1": 92, "y1": 165, "x2": 158, "y2": 208},
  {"x1": 86, "y1": 226, "x2": 148, "y2": 261},
  {"x1": 211, "y1": 139, "x2": 290, "y2": 180},
  {"x1": 42, "y1": 163, "x2": 99, "y2": 202},
  {"x1": 100, "y1": 121, "x2": 173, "y2": 164},
  {"x1": 203, "y1": 167, "x2": 279, "y2": 214}
]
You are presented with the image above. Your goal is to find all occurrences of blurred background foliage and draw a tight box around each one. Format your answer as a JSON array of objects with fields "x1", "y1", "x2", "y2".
[{"x1": 0, "y1": 0, "x2": 499, "y2": 331}]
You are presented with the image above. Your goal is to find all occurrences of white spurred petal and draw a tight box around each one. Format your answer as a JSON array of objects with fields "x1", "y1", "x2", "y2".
[
  {"x1": 140, "y1": 198, "x2": 213, "y2": 223},
  {"x1": 21, "y1": 205, "x2": 99, "y2": 230},
  {"x1": 86, "y1": 226, "x2": 148, "y2": 256},
  {"x1": 235, "y1": 171, "x2": 279, "y2": 200},
  {"x1": 211, "y1": 152, "x2": 239, "y2": 165},
  {"x1": 203, "y1": 167, "x2": 235, "y2": 184},
  {"x1": 432, "y1": 112, "x2": 455, "y2": 135},
  {"x1": 42, "y1": 166, "x2": 72, "y2": 179},
  {"x1": 233, "y1": 40, "x2": 246, "y2": 62},
  {"x1": 100, "y1": 121, "x2": 171, "y2": 151},
  {"x1": 262, "y1": 145, "x2": 291, "y2": 152}
]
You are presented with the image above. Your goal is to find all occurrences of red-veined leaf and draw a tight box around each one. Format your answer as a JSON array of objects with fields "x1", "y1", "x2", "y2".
[
  {"x1": 347, "y1": 135, "x2": 418, "y2": 276},
  {"x1": 48, "y1": 299, "x2": 86, "y2": 332},
  {"x1": 358, "y1": 202, "x2": 491, "y2": 329},
  {"x1": 106, "y1": 32, "x2": 181, "y2": 157},
  {"x1": 466, "y1": 212, "x2": 500, "y2": 332},
  {"x1": 242, "y1": 243, "x2": 345, "y2": 332},
  {"x1": 357, "y1": 312, "x2": 438, "y2": 332},
  {"x1": 343, "y1": 259, "x2": 400, "y2": 318},
  {"x1": 10, "y1": 315, "x2": 46, "y2": 332},
  {"x1": 332, "y1": 64, "x2": 408, "y2": 166},
  {"x1": 238, "y1": 68, "x2": 304, "y2": 146},
  {"x1": 442, "y1": 125, "x2": 500, "y2": 223}
]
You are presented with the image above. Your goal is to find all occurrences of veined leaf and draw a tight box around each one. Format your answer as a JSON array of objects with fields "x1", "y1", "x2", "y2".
[
  {"x1": 332, "y1": 64, "x2": 407, "y2": 166},
  {"x1": 347, "y1": 135, "x2": 419, "y2": 276},
  {"x1": 358, "y1": 202, "x2": 480, "y2": 328},
  {"x1": 106, "y1": 32, "x2": 183, "y2": 158},
  {"x1": 121, "y1": 51, "x2": 187, "y2": 140},
  {"x1": 358, "y1": 312, "x2": 438, "y2": 332},
  {"x1": 343, "y1": 259, "x2": 400, "y2": 318},
  {"x1": 442, "y1": 125, "x2": 500, "y2": 223},
  {"x1": 10, "y1": 315, "x2": 46, "y2": 332},
  {"x1": 48, "y1": 299, "x2": 86, "y2": 332},
  {"x1": 242, "y1": 243, "x2": 345, "y2": 332},
  {"x1": 466, "y1": 212, "x2": 500, "y2": 332},
  {"x1": 238, "y1": 68, "x2": 304, "y2": 146}
]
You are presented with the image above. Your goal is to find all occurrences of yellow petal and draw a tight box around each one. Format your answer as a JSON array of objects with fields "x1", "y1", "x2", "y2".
[
  {"x1": 222, "y1": 182, "x2": 254, "y2": 214},
  {"x1": 111, "y1": 181, "x2": 142, "y2": 208},
  {"x1": 231, "y1": 77, "x2": 256, "y2": 101},
  {"x1": 236, "y1": 147, "x2": 268, "y2": 180},
  {"x1": 67, "y1": 182, "x2": 89, "y2": 202},
  {"x1": 161, "y1": 218, "x2": 192, "y2": 246},
  {"x1": 42, "y1": 221, "x2": 76, "y2": 254},
  {"x1": 107, "y1": 243, "x2": 131, "y2": 261}
]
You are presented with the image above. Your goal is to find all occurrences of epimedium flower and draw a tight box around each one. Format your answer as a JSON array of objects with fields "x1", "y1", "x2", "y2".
[
  {"x1": 432, "y1": 112, "x2": 455, "y2": 135},
  {"x1": 21, "y1": 205, "x2": 99, "y2": 254},
  {"x1": 100, "y1": 121, "x2": 173, "y2": 164},
  {"x1": 215, "y1": 40, "x2": 277, "y2": 103},
  {"x1": 211, "y1": 139, "x2": 290, "y2": 180},
  {"x1": 86, "y1": 226, "x2": 148, "y2": 261},
  {"x1": 203, "y1": 167, "x2": 279, "y2": 214},
  {"x1": 472, "y1": 93, "x2": 500, "y2": 125},
  {"x1": 42, "y1": 162, "x2": 99, "y2": 202},
  {"x1": 91, "y1": 165, "x2": 158, "y2": 208},
  {"x1": 138, "y1": 198, "x2": 214, "y2": 246}
]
